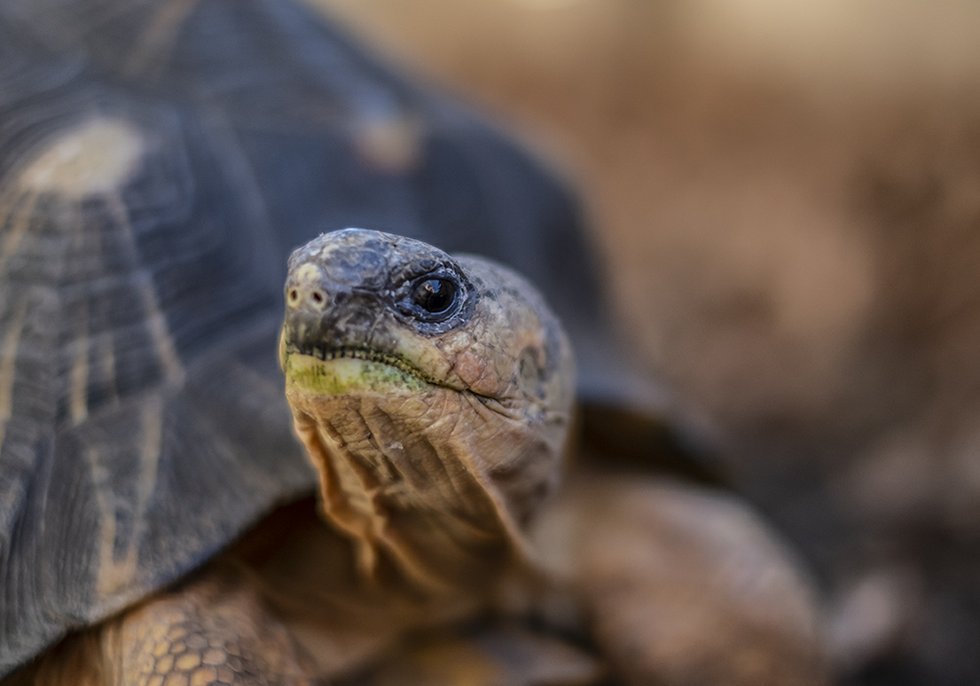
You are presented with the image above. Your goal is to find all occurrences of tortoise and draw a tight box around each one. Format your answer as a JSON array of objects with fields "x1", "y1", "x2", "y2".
[{"x1": 0, "y1": 1, "x2": 827, "y2": 684}]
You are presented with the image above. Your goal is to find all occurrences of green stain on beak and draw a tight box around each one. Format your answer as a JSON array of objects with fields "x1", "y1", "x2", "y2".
[{"x1": 283, "y1": 352, "x2": 431, "y2": 395}]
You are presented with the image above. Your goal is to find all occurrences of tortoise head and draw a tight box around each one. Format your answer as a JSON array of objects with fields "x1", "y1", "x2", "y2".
[{"x1": 280, "y1": 228, "x2": 574, "y2": 590}]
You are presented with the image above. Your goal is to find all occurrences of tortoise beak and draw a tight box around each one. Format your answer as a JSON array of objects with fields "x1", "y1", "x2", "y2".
[
  {"x1": 282, "y1": 270, "x2": 330, "y2": 359},
  {"x1": 281, "y1": 253, "x2": 391, "y2": 362}
]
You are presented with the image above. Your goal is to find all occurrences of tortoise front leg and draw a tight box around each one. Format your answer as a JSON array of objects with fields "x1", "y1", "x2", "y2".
[
  {"x1": 535, "y1": 476, "x2": 830, "y2": 686},
  {"x1": 106, "y1": 565, "x2": 316, "y2": 686},
  {"x1": 4, "y1": 564, "x2": 317, "y2": 686}
]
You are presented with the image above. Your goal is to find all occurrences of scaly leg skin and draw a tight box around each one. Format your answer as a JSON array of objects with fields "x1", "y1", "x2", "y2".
[
  {"x1": 6, "y1": 564, "x2": 318, "y2": 686},
  {"x1": 534, "y1": 475, "x2": 830, "y2": 686},
  {"x1": 107, "y1": 565, "x2": 317, "y2": 686}
]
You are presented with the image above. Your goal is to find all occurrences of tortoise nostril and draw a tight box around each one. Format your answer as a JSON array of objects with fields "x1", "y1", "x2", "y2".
[{"x1": 286, "y1": 286, "x2": 327, "y2": 310}]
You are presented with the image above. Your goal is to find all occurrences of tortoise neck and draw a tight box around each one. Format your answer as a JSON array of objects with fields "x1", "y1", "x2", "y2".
[{"x1": 294, "y1": 413, "x2": 526, "y2": 597}]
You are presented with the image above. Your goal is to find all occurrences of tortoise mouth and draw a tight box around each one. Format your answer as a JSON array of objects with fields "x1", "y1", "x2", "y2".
[
  {"x1": 287, "y1": 344, "x2": 433, "y2": 381},
  {"x1": 282, "y1": 342, "x2": 438, "y2": 396}
]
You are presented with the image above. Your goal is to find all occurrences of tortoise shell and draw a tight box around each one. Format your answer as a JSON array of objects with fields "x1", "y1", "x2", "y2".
[{"x1": 0, "y1": 0, "x2": 701, "y2": 675}]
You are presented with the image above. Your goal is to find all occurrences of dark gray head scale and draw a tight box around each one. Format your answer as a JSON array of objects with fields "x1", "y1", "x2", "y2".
[{"x1": 282, "y1": 228, "x2": 476, "y2": 368}]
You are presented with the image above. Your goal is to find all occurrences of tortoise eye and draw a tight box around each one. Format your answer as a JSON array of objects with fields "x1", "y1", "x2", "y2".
[{"x1": 411, "y1": 277, "x2": 458, "y2": 317}]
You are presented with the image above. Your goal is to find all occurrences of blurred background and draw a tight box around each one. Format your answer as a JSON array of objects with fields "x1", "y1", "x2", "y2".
[{"x1": 308, "y1": 2, "x2": 979, "y2": 684}]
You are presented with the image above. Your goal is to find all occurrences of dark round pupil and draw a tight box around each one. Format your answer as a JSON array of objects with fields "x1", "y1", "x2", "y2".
[{"x1": 412, "y1": 277, "x2": 456, "y2": 314}]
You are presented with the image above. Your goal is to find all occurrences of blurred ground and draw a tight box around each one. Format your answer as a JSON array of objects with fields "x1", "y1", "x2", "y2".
[{"x1": 308, "y1": 1, "x2": 980, "y2": 683}]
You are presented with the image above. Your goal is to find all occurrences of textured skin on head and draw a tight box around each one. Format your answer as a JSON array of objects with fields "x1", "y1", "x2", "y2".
[{"x1": 281, "y1": 229, "x2": 575, "y2": 591}]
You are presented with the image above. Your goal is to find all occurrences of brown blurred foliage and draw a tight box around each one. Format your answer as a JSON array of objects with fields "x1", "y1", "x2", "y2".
[{"x1": 309, "y1": 1, "x2": 980, "y2": 683}]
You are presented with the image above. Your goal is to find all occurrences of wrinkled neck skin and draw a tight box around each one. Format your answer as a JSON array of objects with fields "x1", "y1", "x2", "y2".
[{"x1": 288, "y1": 382, "x2": 563, "y2": 601}]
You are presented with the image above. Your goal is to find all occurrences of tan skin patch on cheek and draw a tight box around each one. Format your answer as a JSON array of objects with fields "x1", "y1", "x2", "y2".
[{"x1": 453, "y1": 350, "x2": 495, "y2": 395}]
